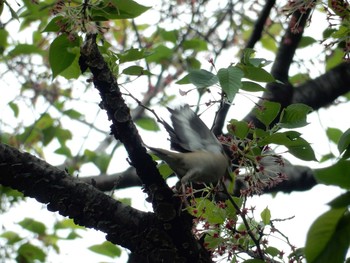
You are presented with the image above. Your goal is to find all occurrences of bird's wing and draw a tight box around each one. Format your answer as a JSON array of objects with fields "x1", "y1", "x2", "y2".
[{"x1": 166, "y1": 105, "x2": 223, "y2": 153}]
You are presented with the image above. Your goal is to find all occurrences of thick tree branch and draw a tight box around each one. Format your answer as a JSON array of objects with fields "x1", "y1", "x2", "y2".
[
  {"x1": 79, "y1": 34, "x2": 212, "y2": 262},
  {"x1": 293, "y1": 62, "x2": 350, "y2": 109},
  {"x1": 0, "y1": 143, "x2": 149, "y2": 251}
]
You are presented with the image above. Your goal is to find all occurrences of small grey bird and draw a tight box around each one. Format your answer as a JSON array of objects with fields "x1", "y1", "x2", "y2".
[{"x1": 148, "y1": 105, "x2": 231, "y2": 184}]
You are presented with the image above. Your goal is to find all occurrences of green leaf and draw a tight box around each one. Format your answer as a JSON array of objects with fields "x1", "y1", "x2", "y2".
[
  {"x1": 18, "y1": 243, "x2": 46, "y2": 262},
  {"x1": 49, "y1": 34, "x2": 80, "y2": 79},
  {"x1": 0, "y1": 28, "x2": 9, "y2": 52},
  {"x1": 182, "y1": 38, "x2": 208, "y2": 51},
  {"x1": 89, "y1": 241, "x2": 121, "y2": 258},
  {"x1": 18, "y1": 218, "x2": 46, "y2": 235},
  {"x1": 158, "y1": 28, "x2": 178, "y2": 43},
  {"x1": 9, "y1": 43, "x2": 44, "y2": 57},
  {"x1": 122, "y1": 65, "x2": 152, "y2": 76},
  {"x1": 146, "y1": 45, "x2": 173, "y2": 63},
  {"x1": 314, "y1": 160, "x2": 350, "y2": 189},
  {"x1": 118, "y1": 48, "x2": 151, "y2": 63},
  {"x1": 260, "y1": 207, "x2": 271, "y2": 225},
  {"x1": 8, "y1": 101, "x2": 19, "y2": 117},
  {"x1": 242, "y1": 259, "x2": 265, "y2": 263},
  {"x1": 55, "y1": 145, "x2": 73, "y2": 158},
  {"x1": 261, "y1": 34, "x2": 277, "y2": 52},
  {"x1": 0, "y1": 231, "x2": 22, "y2": 245},
  {"x1": 326, "y1": 127, "x2": 343, "y2": 145},
  {"x1": 187, "y1": 199, "x2": 226, "y2": 224},
  {"x1": 241, "y1": 48, "x2": 256, "y2": 65},
  {"x1": 265, "y1": 246, "x2": 280, "y2": 257},
  {"x1": 56, "y1": 127, "x2": 72, "y2": 144},
  {"x1": 279, "y1": 103, "x2": 312, "y2": 129},
  {"x1": 188, "y1": 69, "x2": 218, "y2": 88},
  {"x1": 338, "y1": 128, "x2": 350, "y2": 156},
  {"x1": 217, "y1": 66, "x2": 244, "y2": 102},
  {"x1": 227, "y1": 119, "x2": 250, "y2": 139},
  {"x1": 289, "y1": 73, "x2": 310, "y2": 85},
  {"x1": 54, "y1": 219, "x2": 85, "y2": 230},
  {"x1": 63, "y1": 109, "x2": 83, "y2": 120},
  {"x1": 91, "y1": 0, "x2": 150, "y2": 21},
  {"x1": 42, "y1": 16, "x2": 66, "y2": 32},
  {"x1": 260, "y1": 131, "x2": 316, "y2": 161},
  {"x1": 305, "y1": 208, "x2": 349, "y2": 263},
  {"x1": 287, "y1": 137, "x2": 317, "y2": 161},
  {"x1": 326, "y1": 48, "x2": 344, "y2": 71},
  {"x1": 241, "y1": 81, "x2": 265, "y2": 92},
  {"x1": 298, "y1": 36, "x2": 317, "y2": 48},
  {"x1": 185, "y1": 57, "x2": 201, "y2": 69},
  {"x1": 175, "y1": 74, "x2": 190, "y2": 85},
  {"x1": 157, "y1": 163, "x2": 174, "y2": 179},
  {"x1": 136, "y1": 117, "x2": 160, "y2": 131},
  {"x1": 254, "y1": 100, "x2": 281, "y2": 128},
  {"x1": 328, "y1": 192, "x2": 350, "y2": 208},
  {"x1": 95, "y1": 153, "x2": 112, "y2": 174},
  {"x1": 60, "y1": 47, "x2": 81, "y2": 79},
  {"x1": 204, "y1": 233, "x2": 225, "y2": 250},
  {"x1": 242, "y1": 65, "x2": 275, "y2": 82}
]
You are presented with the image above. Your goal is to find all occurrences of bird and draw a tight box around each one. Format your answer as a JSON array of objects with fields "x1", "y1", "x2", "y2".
[{"x1": 148, "y1": 105, "x2": 231, "y2": 184}]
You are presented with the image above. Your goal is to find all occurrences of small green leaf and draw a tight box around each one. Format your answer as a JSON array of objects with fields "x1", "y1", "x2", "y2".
[
  {"x1": 175, "y1": 74, "x2": 190, "y2": 85},
  {"x1": 60, "y1": 47, "x2": 81, "y2": 79},
  {"x1": 326, "y1": 127, "x2": 343, "y2": 145},
  {"x1": 326, "y1": 48, "x2": 344, "y2": 71},
  {"x1": 217, "y1": 66, "x2": 243, "y2": 102},
  {"x1": 265, "y1": 246, "x2": 280, "y2": 257},
  {"x1": 182, "y1": 38, "x2": 208, "y2": 51},
  {"x1": 241, "y1": 48, "x2": 256, "y2": 65},
  {"x1": 242, "y1": 65, "x2": 275, "y2": 82},
  {"x1": 54, "y1": 219, "x2": 85, "y2": 230},
  {"x1": 204, "y1": 233, "x2": 225, "y2": 250},
  {"x1": 305, "y1": 208, "x2": 348, "y2": 263},
  {"x1": 56, "y1": 127, "x2": 72, "y2": 144},
  {"x1": 242, "y1": 259, "x2": 265, "y2": 263},
  {"x1": 18, "y1": 243, "x2": 46, "y2": 262},
  {"x1": 260, "y1": 207, "x2": 271, "y2": 225},
  {"x1": 254, "y1": 101, "x2": 281, "y2": 128},
  {"x1": 136, "y1": 117, "x2": 160, "y2": 131},
  {"x1": 118, "y1": 48, "x2": 151, "y2": 63},
  {"x1": 158, "y1": 163, "x2": 174, "y2": 179},
  {"x1": 338, "y1": 128, "x2": 350, "y2": 156},
  {"x1": 260, "y1": 131, "x2": 316, "y2": 161},
  {"x1": 122, "y1": 65, "x2": 152, "y2": 76},
  {"x1": 0, "y1": 231, "x2": 22, "y2": 245},
  {"x1": 91, "y1": 0, "x2": 150, "y2": 20},
  {"x1": 241, "y1": 81, "x2": 265, "y2": 92},
  {"x1": 95, "y1": 154, "x2": 112, "y2": 174},
  {"x1": 49, "y1": 34, "x2": 80, "y2": 79},
  {"x1": 328, "y1": 192, "x2": 350, "y2": 208},
  {"x1": 287, "y1": 137, "x2": 317, "y2": 161},
  {"x1": 314, "y1": 160, "x2": 350, "y2": 189},
  {"x1": 159, "y1": 28, "x2": 178, "y2": 43},
  {"x1": 9, "y1": 43, "x2": 44, "y2": 57},
  {"x1": 298, "y1": 36, "x2": 317, "y2": 48},
  {"x1": 18, "y1": 218, "x2": 46, "y2": 235},
  {"x1": 279, "y1": 103, "x2": 312, "y2": 129},
  {"x1": 146, "y1": 45, "x2": 173, "y2": 63},
  {"x1": 63, "y1": 109, "x2": 83, "y2": 120},
  {"x1": 54, "y1": 145, "x2": 72, "y2": 158},
  {"x1": 188, "y1": 69, "x2": 218, "y2": 88},
  {"x1": 42, "y1": 16, "x2": 66, "y2": 32},
  {"x1": 89, "y1": 241, "x2": 121, "y2": 258},
  {"x1": 8, "y1": 101, "x2": 19, "y2": 117},
  {"x1": 228, "y1": 119, "x2": 250, "y2": 139}
]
